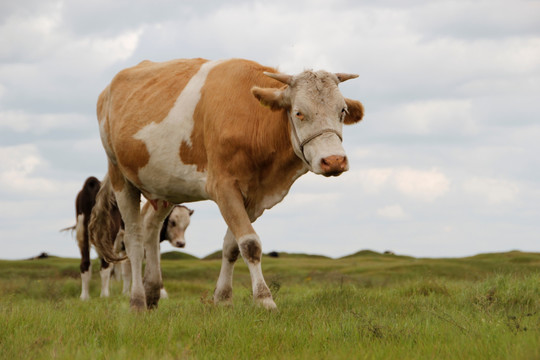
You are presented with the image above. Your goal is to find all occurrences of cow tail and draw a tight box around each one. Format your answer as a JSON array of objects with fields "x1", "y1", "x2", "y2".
[
  {"x1": 88, "y1": 174, "x2": 126, "y2": 263},
  {"x1": 59, "y1": 225, "x2": 76, "y2": 233}
]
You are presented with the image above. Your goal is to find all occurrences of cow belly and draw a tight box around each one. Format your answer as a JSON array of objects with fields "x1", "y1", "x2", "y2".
[{"x1": 137, "y1": 165, "x2": 208, "y2": 203}]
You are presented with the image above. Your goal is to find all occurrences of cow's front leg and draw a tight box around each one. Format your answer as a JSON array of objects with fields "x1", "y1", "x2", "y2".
[
  {"x1": 211, "y1": 181, "x2": 276, "y2": 310},
  {"x1": 142, "y1": 201, "x2": 172, "y2": 309},
  {"x1": 114, "y1": 183, "x2": 145, "y2": 310}
]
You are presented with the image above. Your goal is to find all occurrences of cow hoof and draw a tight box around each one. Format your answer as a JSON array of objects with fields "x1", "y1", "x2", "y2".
[
  {"x1": 146, "y1": 297, "x2": 159, "y2": 310},
  {"x1": 130, "y1": 296, "x2": 147, "y2": 311},
  {"x1": 144, "y1": 284, "x2": 161, "y2": 309},
  {"x1": 214, "y1": 287, "x2": 233, "y2": 306},
  {"x1": 257, "y1": 297, "x2": 277, "y2": 311}
]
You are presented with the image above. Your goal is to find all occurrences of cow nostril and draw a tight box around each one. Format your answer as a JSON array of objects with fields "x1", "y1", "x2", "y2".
[{"x1": 320, "y1": 155, "x2": 348, "y2": 175}]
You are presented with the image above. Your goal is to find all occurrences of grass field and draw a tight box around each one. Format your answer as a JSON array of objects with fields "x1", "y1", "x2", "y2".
[{"x1": 0, "y1": 250, "x2": 539, "y2": 359}]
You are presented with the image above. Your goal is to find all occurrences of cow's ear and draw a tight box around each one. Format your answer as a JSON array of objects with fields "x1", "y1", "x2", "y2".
[
  {"x1": 344, "y1": 98, "x2": 364, "y2": 124},
  {"x1": 251, "y1": 87, "x2": 290, "y2": 111}
]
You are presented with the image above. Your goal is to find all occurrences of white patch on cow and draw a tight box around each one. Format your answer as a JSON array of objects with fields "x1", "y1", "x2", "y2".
[
  {"x1": 75, "y1": 214, "x2": 84, "y2": 247},
  {"x1": 100, "y1": 266, "x2": 113, "y2": 297},
  {"x1": 80, "y1": 267, "x2": 91, "y2": 301},
  {"x1": 134, "y1": 59, "x2": 228, "y2": 203}
]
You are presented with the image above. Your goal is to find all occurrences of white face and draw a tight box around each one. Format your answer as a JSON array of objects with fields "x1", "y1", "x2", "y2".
[
  {"x1": 165, "y1": 206, "x2": 192, "y2": 248},
  {"x1": 287, "y1": 71, "x2": 349, "y2": 176}
]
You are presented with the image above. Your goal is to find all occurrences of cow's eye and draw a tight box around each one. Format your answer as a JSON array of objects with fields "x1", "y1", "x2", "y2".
[
  {"x1": 295, "y1": 112, "x2": 305, "y2": 120},
  {"x1": 170, "y1": 220, "x2": 176, "y2": 227}
]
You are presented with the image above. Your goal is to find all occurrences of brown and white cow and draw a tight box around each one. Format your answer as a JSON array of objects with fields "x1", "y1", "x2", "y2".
[
  {"x1": 89, "y1": 58, "x2": 364, "y2": 310},
  {"x1": 69, "y1": 176, "x2": 193, "y2": 300}
]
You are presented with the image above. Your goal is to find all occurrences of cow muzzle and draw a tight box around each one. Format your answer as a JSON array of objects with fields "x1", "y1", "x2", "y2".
[
  {"x1": 171, "y1": 240, "x2": 186, "y2": 248},
  {"x1": 320, "y1": 155, "x2": 348, "y2": 177}
]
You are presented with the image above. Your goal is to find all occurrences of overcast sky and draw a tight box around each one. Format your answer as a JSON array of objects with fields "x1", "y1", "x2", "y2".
[{"x1": 1, "y1": 0, "x2": 539, "y2": 260}]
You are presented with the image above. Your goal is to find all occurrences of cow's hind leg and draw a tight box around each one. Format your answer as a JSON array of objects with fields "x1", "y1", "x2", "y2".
[
  {"x1": 76, "y1": 214, "x2": 92, "y2": 300},
  {"x1": 114, "y1": 229, "x2": 131, "y2": 296},
  {"x1": 214, "y1": 228, "x2": 239, "y2": 306},
  {"x1": 99, "y1": 258, "x2": 113, "y2": 297},
  {"x1": 114, "y1": 182, "x2": 145, "y2": 310},
  {"x1": 141, "y1": 202, "x2": 172, "y2": 309},
  {"x1": 121, "y1": 259, "x2": 131, "y2": 296}
]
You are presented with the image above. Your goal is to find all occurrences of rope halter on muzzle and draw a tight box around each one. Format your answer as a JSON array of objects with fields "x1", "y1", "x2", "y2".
[{"x1": 287, "y1": 111, "x2": 343, "y2": 167}]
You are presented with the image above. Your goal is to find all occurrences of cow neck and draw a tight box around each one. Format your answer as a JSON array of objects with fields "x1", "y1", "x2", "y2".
[{"x1": 286, "y1": 111, "x2": 343, "y2": 166}]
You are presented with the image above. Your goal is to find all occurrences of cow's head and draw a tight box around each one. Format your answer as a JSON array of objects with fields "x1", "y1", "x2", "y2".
[
  {"x1": 161, "y1": 205, "x2": 194, "y2": 248},
  {"x1": 252, "y1": 70, "x2": 364, "y2": 177}
]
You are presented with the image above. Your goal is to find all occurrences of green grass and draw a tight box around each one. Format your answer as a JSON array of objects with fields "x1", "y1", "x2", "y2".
[{"x1": 0, "y1": 251, "x2": 539, "y2": 359}]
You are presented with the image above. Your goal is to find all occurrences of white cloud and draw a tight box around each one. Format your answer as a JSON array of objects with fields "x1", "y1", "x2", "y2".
[
  {"x1": 463, "y1": 177, "x2": 520, "y2": 204},
  {"x1": 0, "y1": 144, "x2": 57, "y2": 195},
  {"x1": 278, "y1": 192, "x2": 343, "y2": 216},
  {"x1": 377, "y1": 204, "x2": 406, "y2": 220},
  {"x1": 0, "y1": 144, "x2": 80, "y2": 198},
  {"x1": 0, "y1": 111, "x2": 91, "y2": 133},
  {"x1": 383, "y1": 99, "x2": 478, "y2": 136},
  {"x1": 412, "y1": 1, "x2": 540, "y2": 39},
  {"x1": 394, "y1": 167, "x2": 451, "y2": 201},
  {"x1": 0, "y1": 6, "x2": 61, "y2": 61},
  {"x1": 346, "y1": 167, "x2": 451, "y2": 201},
  {"x1": 84, "y1": 29, "x2": 143, "y2": 65}
]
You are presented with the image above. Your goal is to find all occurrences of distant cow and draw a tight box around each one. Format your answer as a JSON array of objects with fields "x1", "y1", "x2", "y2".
[
  {"x1": 69, "y1": 176, "x2": 193, "y2": 300},
  {"x1": 89, "y1": 58, "x2": 364, "y2": 310},
  {"x1": 66, "y1": 176, "x2": 121, "y2": 300}
]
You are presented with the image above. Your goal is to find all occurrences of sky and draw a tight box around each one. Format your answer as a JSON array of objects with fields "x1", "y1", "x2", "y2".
[{"x1": 1, "y1": 0, "x2": 539, "y2": 260}]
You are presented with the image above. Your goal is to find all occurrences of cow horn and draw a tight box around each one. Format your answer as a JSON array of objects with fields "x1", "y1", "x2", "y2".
[
  {"x1": 335, "y1": 73, "x2": 359, "y2": 83},
  {"x1": 264, "y1": 72, "x2": 293, "y2": 85}
]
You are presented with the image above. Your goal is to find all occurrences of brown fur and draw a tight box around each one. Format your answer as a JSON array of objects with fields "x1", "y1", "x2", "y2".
[
  {"x1": 344, "y1": 98, "x2": 364, "y2": 124},
  {"x1": 227, "y1": 247, "x2": 240, "y2": 263},
  {"x1": 240, "y1": 239, "x2": 262, "y2": 263},
  {"x1": 74, "y1": 176, "x2": 101, "y2": 273},
  {"x1": 88, "y1": 175, "x2": 127, "y2": 263}
]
